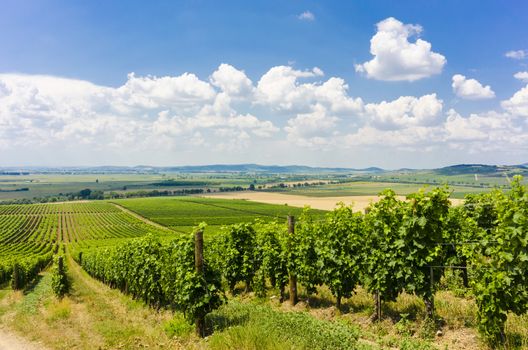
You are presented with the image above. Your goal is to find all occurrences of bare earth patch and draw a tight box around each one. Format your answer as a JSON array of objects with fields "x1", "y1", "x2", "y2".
[
  {"x1": 0, "y1": 328, "x2": 48, "y2": 350},
  {"x1": 199, "y1": 191, "x2": 463, "y2": 211}
]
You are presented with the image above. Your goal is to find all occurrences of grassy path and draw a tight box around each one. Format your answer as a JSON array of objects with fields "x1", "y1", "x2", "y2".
[{"x1": 0, "y1": 256, "x2": 191, "y2": 350}]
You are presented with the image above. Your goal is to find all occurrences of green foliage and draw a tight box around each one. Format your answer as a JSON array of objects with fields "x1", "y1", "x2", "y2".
[
  {"x1": 291, "y1": 209, "x2": 324, "y2": 294},
  {"x1": 464, "y1": 190, "x2": 501, "y2": 233},
  {"x1": 217, "y1": 223, "x2": 259, "y2": 292},
  {"x1": 315, "y1": 203, "x2": 364, "y2": 307},
  {"x1": 473, "y1": 176, "x2": 528, "y2": 345},
  {"x1": 400, "y1": 187, "x2": 451, "y2": 307},
  {"x1": 78, "y1": 234, "x2": 224, "y2": 324},
  {"x1": 51, "y1": 255, "x2": 69, "y2": 298},
  {"x1": 252, "y1": 221, "x2": 289, "y2": 298},
  {"x1": 9, "y1": 254, "x2": 52, "y2": 290},
  {"x1": 363, "y1": 190, "x2": 407, "y2": 302}
]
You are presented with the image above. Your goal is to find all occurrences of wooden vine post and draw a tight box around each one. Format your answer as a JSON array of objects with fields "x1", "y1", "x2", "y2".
[
  {"x1": 288, "y1": 215, "x2": 298, "y2": 305},
  {"x1": 364, "y1": 207, "x2": 381, "y2": 322},
  {"x1": 194, "y1": 229, "x2": 206, "y2": 337},
  {"x1": 426, "y1": 265, "x2": 435, "y2": 319},
  {"x1": 11, "y1": 262, "x2": 21, "y2": 290}
]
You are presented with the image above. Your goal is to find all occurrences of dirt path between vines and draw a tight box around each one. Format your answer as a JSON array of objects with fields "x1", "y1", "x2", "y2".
[{"x1": 0, "y1": 328, "x2": 47, "y2": 350}]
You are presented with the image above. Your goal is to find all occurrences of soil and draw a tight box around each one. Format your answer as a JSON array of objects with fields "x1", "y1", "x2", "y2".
[{"x1": 0, "y1": 328, "x2": 47, "y2": 350}]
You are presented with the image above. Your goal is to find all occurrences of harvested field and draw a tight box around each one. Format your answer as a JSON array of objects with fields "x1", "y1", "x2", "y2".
[{"x1": 199, "y1": 191, "x2": 463, "y2": 211}]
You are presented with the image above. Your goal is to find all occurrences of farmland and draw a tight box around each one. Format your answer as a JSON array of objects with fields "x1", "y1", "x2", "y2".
[
  {"x1": 0, "y1": 183, "x2": 527, "y2": 350},
  {"x1": 112, "y1": 196, "x2": 326, "y2": 235}
]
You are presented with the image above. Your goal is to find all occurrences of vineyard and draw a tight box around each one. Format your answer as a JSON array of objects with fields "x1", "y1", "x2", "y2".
[
  {"x1": 1, "y1": 182, "x2": 527, "y2": 349},
  {"x1": 76, "y1": 179, "x2": 527, "y2": 348},
  {"x1": 112, "y1": 196, "x2": 324, "y2": 234},
  {"x1": 0, "y1": 201, "x2": 173, "y2": 288}
]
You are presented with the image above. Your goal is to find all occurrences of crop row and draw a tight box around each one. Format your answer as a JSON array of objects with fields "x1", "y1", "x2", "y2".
[{"x1": 79, "y1": 178, "x2": 527, "y2": 347}]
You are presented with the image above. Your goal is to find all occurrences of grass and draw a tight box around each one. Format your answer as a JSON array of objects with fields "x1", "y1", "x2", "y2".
[
  {"x1": 1, "y1": 261, "x2": 527, "y2": 349},
  {"x1": 206, "y1": 300, "x2": 361, "y2": 350},
  {"x1": 0, "y1": 258, "x2": 184, "y2": 349}
]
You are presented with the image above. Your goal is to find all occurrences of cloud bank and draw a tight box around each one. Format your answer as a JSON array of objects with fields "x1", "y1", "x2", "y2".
[{"x1": 1, "y1": 60, "x2": 528, "y2": 166}]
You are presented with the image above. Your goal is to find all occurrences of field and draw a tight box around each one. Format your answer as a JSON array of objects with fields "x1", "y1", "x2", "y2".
[
  {"x1": 201, "y1": 191, "x2": 464, "y2": 211},
  {"x1": 0, "y1": 186, "x2": 527, "y2": 350},
  {"x1": 112, "y1": 196, "x2": 326, "y2": 234},
  {"x1": 263, "y1": 181, "x2": 495, "y2": 199},
  {"x1": 1, "y1": 166, "x2": 514, "y2": 203}
]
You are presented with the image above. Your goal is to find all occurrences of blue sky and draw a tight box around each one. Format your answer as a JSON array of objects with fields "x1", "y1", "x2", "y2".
[{"x1": 1, "y1": 1, "x2": 528, "y2": 168}]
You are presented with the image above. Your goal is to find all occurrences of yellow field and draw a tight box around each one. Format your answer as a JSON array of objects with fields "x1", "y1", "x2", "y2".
[{"x1": 199, "y1": 191, "x2": 464, "y2": 211}]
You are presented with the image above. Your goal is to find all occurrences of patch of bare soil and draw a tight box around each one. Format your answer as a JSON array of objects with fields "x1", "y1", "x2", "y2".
[
  {"x1": 0, "y1": 328, "x2": 48, "y2": 350},
  {"x1": 435, "y1": 327, "x2": 481, "y2": 350}
]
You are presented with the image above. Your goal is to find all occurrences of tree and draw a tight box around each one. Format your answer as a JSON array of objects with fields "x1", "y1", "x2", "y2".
[{"x1": 79, "y1": 188, "x2": 92, "y2": 199}]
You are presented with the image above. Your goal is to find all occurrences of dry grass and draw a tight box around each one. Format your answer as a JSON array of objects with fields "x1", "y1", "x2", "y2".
[{"x1": 200, "y1": 191, "x2": 463, "y2": 211}]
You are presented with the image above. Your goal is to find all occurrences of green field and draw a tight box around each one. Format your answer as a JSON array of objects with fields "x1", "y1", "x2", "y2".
[
  {"x1": 113, "y1": 196, "x2": 326, "y2": 234},
  {"x1": 0, "y1": 173, "x2": 262, "y2": 201},
  {"x1": 265, "y1": 180, "x2": 495, "y2": 199}
]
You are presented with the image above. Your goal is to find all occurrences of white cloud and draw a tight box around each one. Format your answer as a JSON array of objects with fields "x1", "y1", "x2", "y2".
[
  {"x1": 210, "y1": 63, "x2": 254, "y2": 98},
  {"x1": 256, "y1": 66, "x2": 323, "y2": 111},
  {"x1": 355, "y1": 17, "x2": 446, "y2": 81},
  {"x1": 514, "y1": 71, "x2": 528, "y2": 82},
  {"x1": 284, "y1": 104, "x2": 338, "y2": 147},
  {"x1": 344, "y1": 125, "x2": 440, "y2": 148},
  {"x1": 256, "y1": 65, "x2": 363, "y2": 117},
  {"x1": 364, "y1": 93, "x2": 443, "y2": 129},
  {"x1": 115, "y1": 72, "x2": 216, "y2": 111},
  {"x1": 298, "y1": 11, "x2": 315, "y2": 21},
  {"x1": 0, "y1": 68, "x2": 278, "y2": 153},
  {"x1": 2, "y1": 61, "x2": 528, "y2": 167},
  {"x1": 452, "y1": 74, "x2": 495, "y2": 100},
  {"x1": 501, "y1": 84, "x2": 528, "y2": 117},
  {"x1": 505, "y1": 50, "x2": 528, "y2": 60}
]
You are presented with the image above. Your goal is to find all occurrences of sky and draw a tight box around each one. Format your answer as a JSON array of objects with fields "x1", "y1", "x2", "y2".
[{"x1": 1, "y1": 0, "x2": 528, "y2": 169}]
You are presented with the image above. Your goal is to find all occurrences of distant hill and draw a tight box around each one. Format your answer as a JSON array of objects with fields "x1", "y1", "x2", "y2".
[
  {"x1": 434, "y1": 164, "x2": 528, "y2": 176},
  {"x1": 434, "y1": 164, "x2": 499, "y2": 175},
  {"x1": 2, "y1": 163, "x2": 527, "y2": 176},
  {"x1": 135, "y1": 164, "x2": 386, "y2": 174},
  {"x1": 0, "y1": 164, "x2": 386, "y2": 175}
]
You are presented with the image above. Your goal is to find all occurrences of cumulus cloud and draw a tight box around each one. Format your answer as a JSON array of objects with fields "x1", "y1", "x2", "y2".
[
  {"x1": 502, "y1": 84, "x2": 528, "y2": 117},
  {"x1": 514, "y1": 71, "x2": 528, "y2": 83},
  {"x1": 0, "y1": 69, "x2": 277, "y2": 153},
  {"x1": 364, "y1": 93, "x2": 443, "y2": 129},
  {"x1": 256, "y1": 65, "x2": 363, "y2": 116},
  {"x1": 355, "y1": 17, "x2": 446, "y2": 81},
  {"x1": 284, "y1": 104, "x2": 339, "y2": 147},
  {"x1": 343, "y1": 107, "x2": 528, "y2": 154},
  {"x1": 298, "y1": 11, "x2": 315, "y2": 21},
  {"x1": 2, "y1": 61, "x2": 528, "y2": 166},
  {"x1": 210, "y1": 63, "x2": 254, "y2": 98},
  {"x1": 452, "y1": 74, "x2": 495, "y2": 100},
  {"x1": 505, "y1": 50, "x2": 528, "y2": 60}
]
